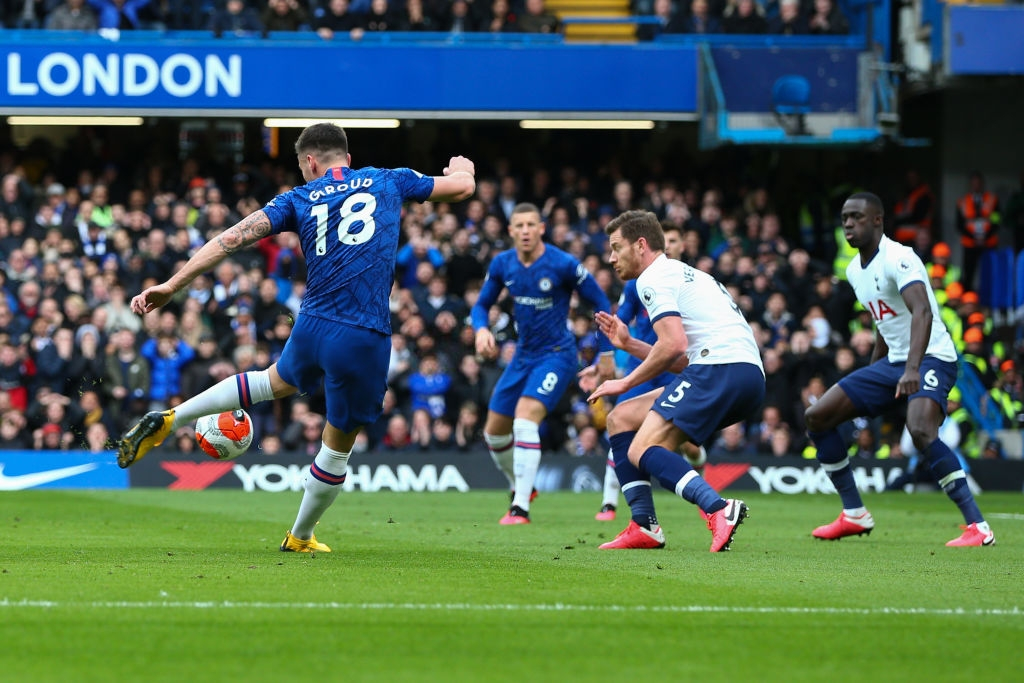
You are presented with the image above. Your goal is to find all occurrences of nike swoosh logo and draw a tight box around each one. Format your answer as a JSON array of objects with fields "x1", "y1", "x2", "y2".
[{"x1": 0, "y1": 463, "x2": 99, "y2": 491}]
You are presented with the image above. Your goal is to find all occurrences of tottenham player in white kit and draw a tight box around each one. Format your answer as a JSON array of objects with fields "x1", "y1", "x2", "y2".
[
  {"x1": 805, "y1": 192, "x2": 994, "y2": 546},
  {"x1": 588, "y1": 211, "x2": 765, "y2": 552}
]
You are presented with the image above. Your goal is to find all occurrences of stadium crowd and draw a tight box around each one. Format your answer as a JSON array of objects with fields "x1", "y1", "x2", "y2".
[
  {"x1": 0, "y1": 128, "x2": 1019, "y2": 463},
  {"x1": 0, "y1": 0, "x2": 852, "y2": 37}
]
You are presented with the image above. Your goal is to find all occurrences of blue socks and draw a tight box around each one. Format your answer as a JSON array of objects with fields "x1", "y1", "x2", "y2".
[
  {"x1": 810, "y1": 428, "x2": 864, "y2": 510},
  {"x1": 609, "y1": 432, "x2": 658, "y2": 529},
  {"x1": 638, "y1": 445, "x2": 725, "y2": 514},
  {"x1": 924, "y1": 438, "x2": 984, "y2": 524}
]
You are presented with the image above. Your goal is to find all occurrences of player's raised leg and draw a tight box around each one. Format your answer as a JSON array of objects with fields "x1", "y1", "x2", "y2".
[{"x1": 118, "y1": 365, "x2": 291, "y2": 468}]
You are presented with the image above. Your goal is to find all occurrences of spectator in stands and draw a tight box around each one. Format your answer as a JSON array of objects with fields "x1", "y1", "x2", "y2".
[
  {"x1": 408, "y1": 351, "x2": 453, "y2": 428},
  {"x1": 34, "y1": 422, "x2": 74, "y2": 451},
  {"x1": 140, "y1": 331, "x2": 195, "y2": 410},
  {"x1": 955, "y1": 171, "x2": 1001, "y2": 293},
  {"x1": 768, "y1": 423, "x2": 794, "y2": 456},
  {"x1": 381, "y1": 413, "x2": 414, "y2": 450},
  {"x1": 444, "y1": 0, "x2": 475, "y2": 32},
  {"x1": 293, "y1": 412, "x2": 327, "y2": 457},
  {"x1": 261, "y1": 0, "x2": 308, "y2": 31},
  {"x1": 398, "y1": 0, "x2": 439, "y2": 31},
  {"x1": 454, "y1": 400, "x2": 482, "y2": 450},
  {"x1": 515, "y1": 0, "x2": 559, "y2": 33},
  {"x1": 443, "y1": 228, "x2": 486, "y2": 298},
  {"x1": 930, "y1": 243, "x2": 960, "y2": 289},
  {"x1": 708, "y1": 422, "x2": 755, "y2": 458},
  {"x1": 397, "y1": 231, "x2": 446, "y2": 290},
  {"x1": 480, "y1": 0, "x2": 514, "y2": 33},
  {"x1": 45, "y1": 0, "x2": 99, "y2": 29},
  {"x1": 253, "y1": 278, "x2": 292, "y2": 337},
  {"x1": 987, "y1": 360, "x2": 1023, "y2": 429},
  {"x1": 722, "y1": 0, "x2": 767, "y2": 34},
  {"x1": 0, "y1": 173, "x2": 33, "y2": 224},
  {"x1": 207, "y1": 0, "x2": 264, "y2": 37},
  {"x1": 315, "y1": 0, "x2": 361, "y2": 38},
  {"x1": 768, "y1": 0, "x2": 805, "y2": 34},
  {"x1": 0, "y1": 341, "x2": 31, "y2": 412},
  {"x1": 847, "y1": 426, "x2": 888, "y2": 459},
  {"x1": 0, "y1": 409, "x2": 30, "y2": 449},
  {"x1": 86, "y1": 0, "x2": 154, "y2": 30},
  {"x1": 681, "y1": 0, "x2": 720, "y2": 33},
  {"x1": 361, "y1": 0, "x2": 400, "y2": 32},
  {"x1": 31, "y1": 326, "x2": 72, "y2": 394},
  {"x1": 637, "y1": 0, "x2": 686, "y2": 41},
  {"x1": 414, "y1": 273, "x2": 467, "y2": 328},
  {"x1": 806, "y1": 0, "x2": 848, "y2": 35},
  {"x1": 748, "y1": 403, "x2": 784, "y2": 454}
]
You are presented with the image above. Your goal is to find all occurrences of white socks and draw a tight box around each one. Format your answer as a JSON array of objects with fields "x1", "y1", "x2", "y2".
[
  {"x1": 511, "y1": 418, "x2": 541, "y2": 511},
  {"x1": 290, "y1": 443, "x2": 350, "y2": 539},
  {"x1": 601, "y1": 460, "x2": 620, "y2": 508},
  {"x1": 485, "y1": 431, "x2": 515, "y2": 488},
  {"x1": 171, "y1": 370, "x2": 275, "y2": 429}
]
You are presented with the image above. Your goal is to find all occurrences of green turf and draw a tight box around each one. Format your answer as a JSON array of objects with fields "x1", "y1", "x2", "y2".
[{"x1": 1, "y1": 489, "x2": 1021, "y2": 683}]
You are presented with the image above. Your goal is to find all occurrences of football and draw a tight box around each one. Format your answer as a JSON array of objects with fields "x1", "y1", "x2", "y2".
[{"x1": 195, "y1": 409, "x2": 254, "y2": 461}]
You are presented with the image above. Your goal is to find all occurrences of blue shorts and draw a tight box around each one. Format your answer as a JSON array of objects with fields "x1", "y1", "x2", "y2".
[
  {"x1": 838, "y1": 356, "x2": 957, "y2": 417},
  {"x1": 650, "y1": 363, "x2": 766, "y2": 446},
  {"x1": 275, "y1": 314, "x2": 390, "y2": 433},
  {"x1": 489, "y1": 348, "x2": 578, "y2": 417}
]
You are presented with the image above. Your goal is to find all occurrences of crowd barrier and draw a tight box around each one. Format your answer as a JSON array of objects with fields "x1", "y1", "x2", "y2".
[{"x1": 3, "y1": 450, "x2": 1023, "y2": 493}]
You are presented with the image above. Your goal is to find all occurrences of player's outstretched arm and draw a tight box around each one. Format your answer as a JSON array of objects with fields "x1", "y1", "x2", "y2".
[
  {"x1": 130, "y1": 210, "x2": 272, "y2": 315},
  {"x1": 430, "y1": 156, "x2": 476, "y2": 203}
]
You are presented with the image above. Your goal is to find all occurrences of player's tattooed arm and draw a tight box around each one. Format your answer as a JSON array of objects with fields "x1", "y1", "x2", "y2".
[
  {"x1": 217, "y1": 211, "x2": 272, "y2": 254},
  {"x1": 163, "y1": 210, "x2": 273, "y2": 296}
]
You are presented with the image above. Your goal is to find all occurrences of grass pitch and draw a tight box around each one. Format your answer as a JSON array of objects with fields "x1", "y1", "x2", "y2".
[{"x1": 1, "y1": 489, "x2": 1021, "y2": 683}]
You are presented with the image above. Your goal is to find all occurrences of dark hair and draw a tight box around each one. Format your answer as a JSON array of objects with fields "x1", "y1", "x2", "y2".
[
  {"x1": 847, "y1": 191, "x2": 884, "y2": 217},
  {"x1": 294, "y1": 123, "x2": 349, "y2": 158},
  {"x1": 604, "y1": 210, "x2": 665, "y2": 252}
]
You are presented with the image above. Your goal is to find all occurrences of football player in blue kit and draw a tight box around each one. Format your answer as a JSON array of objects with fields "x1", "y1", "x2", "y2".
[
  {"x1": 589, "y1": 210, "x2": 765, "y2": 552},
  {"x1": 116, "y1": 122, "x2": 476, "y2": 552},
  {"x1": 472, "y1": 202, "x2": 616, "y2": 525}
]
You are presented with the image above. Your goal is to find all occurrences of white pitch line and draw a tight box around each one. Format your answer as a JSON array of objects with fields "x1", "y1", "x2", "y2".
[
  {"x1": 988, "y1": 513, "x2": 1024, "y2": 521},
  {"x1": 0, "y1": 599, "x2": 1019, "y2": 617}
]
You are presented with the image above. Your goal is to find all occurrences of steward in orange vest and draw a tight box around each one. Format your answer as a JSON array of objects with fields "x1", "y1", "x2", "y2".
[
  {"x1": 956, "y1": 171, "x2": 1001, "y2": 290},
  {"x1": 892, "y1": 170, "x2": 934, "y2": 246}
]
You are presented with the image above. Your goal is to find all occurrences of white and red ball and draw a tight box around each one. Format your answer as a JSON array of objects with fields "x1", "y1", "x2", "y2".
[{"x1": 195, "y1": 409, "x2": 254, "y2": 461}]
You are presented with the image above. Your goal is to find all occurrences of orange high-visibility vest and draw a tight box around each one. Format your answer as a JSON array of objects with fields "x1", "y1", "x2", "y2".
[
  {"x1": 893, "y1": 184, "x2": 933, "y2": 244},
  {"x1": 958, "y1": 192, "x2": 999, "y2": 248}
]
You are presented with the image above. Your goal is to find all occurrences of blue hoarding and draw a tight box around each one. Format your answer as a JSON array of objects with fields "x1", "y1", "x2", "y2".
[
  {"x1": 0, "y1": 32, "x2": 698, "y2": 116},
  {"x1": 0, "y1": 451, "x2": 128, "y2": 490}
]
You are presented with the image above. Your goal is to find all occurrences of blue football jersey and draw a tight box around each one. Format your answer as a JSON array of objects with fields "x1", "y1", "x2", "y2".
[
  {"x1": 262, "y1": 165, "x2": 434, "y2": 334},
  {"x1": 471, "y1": 244, "x2": 613, "y2": 355}
]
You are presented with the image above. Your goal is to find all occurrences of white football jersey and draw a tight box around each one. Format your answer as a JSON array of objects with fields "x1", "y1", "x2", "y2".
[
  {"x1": 636, "y1": 255, "x2": 764, "y2": 371},
  {"x1": 845, "y1": 235, "x2": 957, "y2": 363}
]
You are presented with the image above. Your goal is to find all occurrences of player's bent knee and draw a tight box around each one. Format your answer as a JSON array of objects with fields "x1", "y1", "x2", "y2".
[
  {"x1": 605, "y1": 407, "x2": 630, "y2": 436},
  {"x1": 804, "y1": 404, "x2": 827, "y2": 433},
  {"x1": 908, "y1": 425, "x2": 937, "y2": 451}
]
